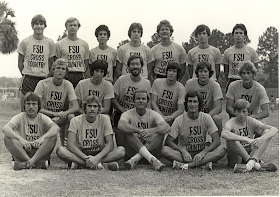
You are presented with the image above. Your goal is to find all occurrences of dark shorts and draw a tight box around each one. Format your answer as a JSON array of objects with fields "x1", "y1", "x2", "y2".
[
  {"x1": 20, "y1": 75, "x2": 45, "y2": 95},
  {"x1": 156, "y1": 74, "x2": 166, "y2": 79},
  {"x1": 65, "y1": 72, "x2": 85, "y2": 88},
  {"x1": 225, "y1": 78, "x2": 240, "y2": 93},
  {"x1": 81, "y1": 148, "x2": 101, "y2": 156}
]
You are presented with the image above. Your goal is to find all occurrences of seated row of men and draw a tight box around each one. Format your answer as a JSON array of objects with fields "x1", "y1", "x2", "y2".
[{"x1": 2, "y1": 82, "x2": 278, "y2": 173}]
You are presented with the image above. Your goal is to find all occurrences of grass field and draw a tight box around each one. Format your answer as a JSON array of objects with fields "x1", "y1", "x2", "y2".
[{"x1": 0, "y1": 105, "x2": 279, "y2": 197}]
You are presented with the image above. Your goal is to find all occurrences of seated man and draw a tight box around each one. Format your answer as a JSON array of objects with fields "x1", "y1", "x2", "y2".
[
  {"x1": 2, "y1": 92, "x2": 60, "y2": 170},
  {"x1": 34, "y1": 58, "x2": 79, "y2": 146},
  {"x1": 118, "y1": 90, "x2": 170, "y2": 171},
  {"x1": 161, "y1": 90, "x2": 226, "y2": 170},
  {"x1": 221, "y1": 99, "x2": 278, "y2": 173},
  {"x1": 56, "y1": 95, "x2": 125, "y2": 170}
]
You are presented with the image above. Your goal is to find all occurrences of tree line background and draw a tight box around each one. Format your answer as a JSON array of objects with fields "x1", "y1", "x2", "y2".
[{"x1": 0, "y1": 1, "x2": 278, "y2": 89}]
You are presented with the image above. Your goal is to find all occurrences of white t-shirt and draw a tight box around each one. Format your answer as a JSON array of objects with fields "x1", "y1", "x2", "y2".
[
  {"x1": 35, "y1": 77, "x2": 77, "y2": 112},
  {"x1": 68, "y1": 114, "x2": 113, "y2": 151}
]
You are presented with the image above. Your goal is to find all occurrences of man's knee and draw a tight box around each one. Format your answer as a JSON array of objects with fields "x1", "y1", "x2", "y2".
[
  {"x1": 115, "y1": 146, "x2": 126, "y2": 157},
  {"x1": 56, "y1": 146, "x2": 68, "y2": 159},
  {"x1": 161, "y1": 146, "x2": 172, "y2": 156}
]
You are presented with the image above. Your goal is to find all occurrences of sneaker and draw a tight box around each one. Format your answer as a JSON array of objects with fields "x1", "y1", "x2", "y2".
[
  {"x1": 124, "y1": 158, "x2": 137, "y2": 170},
  {"x1": 150, "y1": 157, "x2": 165, "y2": 172},
  {"x1": 70, "y1": 162, "x2": 79, "y2": 170},
  {"x1": 260, "y1": 162, "x2": 278, "y2": 172},
  {"x1": 203, "y1": 162, "x2": 213, "y2": 170},
  {"x1": 35, "y1": 160, "x2": 48, "y2": 169},
  {"x1": 103, "y1": 162, "x2": 119, "y2": 171},
  {"x1": 12, "y1": 161, "x2": 30, "y2": 171},
  {"x1": 172, "y1": 160, "x2": 188, "y2": 170},
  {"x1": 233, "y1": 164, "x2": 248, "y2": 173}
]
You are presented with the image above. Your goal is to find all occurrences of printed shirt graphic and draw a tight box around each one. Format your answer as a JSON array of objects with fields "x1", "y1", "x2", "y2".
[
  {"x1": 120, "y1": 108, "x2": 165, "y2": 139},
  {"x1": 116, "y1": 43, "x2": 154, "y2": 78},
  {"x1": 68, "y1": 114, "x2": 113, "y2": 151},
  {"x1": 226, "y1": 80, "x2": 270, "y2": 116},
  {"x1": 75, "y1": 78, "x2": 114, "y2": 103},
  {"x1": 89, "y1": 46, "x2": 117, "y2": 83},
  {"x1": 18, "y1": 35, "x2": 56, "y2": 77},
  {"x1": 187, "y1": 45, "x2": 223, "y2": 81},
  {"x1": 114, "y1": 75, "x2": 151, "y2": 111},
  {"x1": 185, "y1": 78, "x2": 223, "y2": 113},
  {"x1": 224, "y1": 117, "x2": 263, "y2": 147},
  {"x1": 9, "y1": 112, "x2": 53, "y2": 142},
  {"x1": 151, "y1": 42, "x2": 187, "y2": 76},
  {"x1": 223, "y1": 45, "x2": 259, "y2": 79},
  {"x1": 150, "y1": 78, "x2": 185, "y2": 116},
  {"x1": 56, "y1": 37, "x2": 89, "y2": 72},
  {"x1": 34, "y1": 78, "x2": 77, "y2": 112},
  {"x1": 169, "y1": 112, "x2": 217, "y2": 152}
]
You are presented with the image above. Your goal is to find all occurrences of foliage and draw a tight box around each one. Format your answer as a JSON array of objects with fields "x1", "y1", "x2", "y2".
[
  {"x1": 182, "y1": 31, "x2": 197, "y2": 53},
  {"x1": 0, "y1": 1, "x2": 18, "y2": 54},
  {"x1": 257, "y1": 26, "x2": 279, "y2": 88},
  {"x1": 147, "y1": 33, "x2": 161, "y2": 48},
  {"x1": 117, "y1": 39, "x2": 129, "y2": 49},
  {"x1": 57, "y1": 30, "x2": 67, "y2": 41},
  {"x1": 0, "y1": 76, "x2": 20, "y2": 87}
]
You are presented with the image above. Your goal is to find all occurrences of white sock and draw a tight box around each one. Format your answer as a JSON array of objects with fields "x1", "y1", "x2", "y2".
[
  {"x1": 130, "y1": 153, "x2": 142, "y2": 163},
  {"x1": 254, "y1": 162, "x2": 261, "y2": 170},
  {"x1": 246, "y1": 160, "x2": 256, "y2": 171},
  {"x1": 139, "y1": 146, "x2": 153, "y2": 162},
  {"x1": 182, "y1": 163, "x2": 189, "y2": 170}
]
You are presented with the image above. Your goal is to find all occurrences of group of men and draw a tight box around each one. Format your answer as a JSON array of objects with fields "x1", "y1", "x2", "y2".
[{"x1": 2, "y1": 15, "x2": 278, "y2": 173}]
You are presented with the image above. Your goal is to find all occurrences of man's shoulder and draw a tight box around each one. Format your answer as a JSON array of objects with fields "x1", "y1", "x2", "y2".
[
  {"x1": 78, "y1": 78, "x2": 91, "y2": 85},
  {"x1": 224, "y1": 46, "x2": 235, "y2": 53}
]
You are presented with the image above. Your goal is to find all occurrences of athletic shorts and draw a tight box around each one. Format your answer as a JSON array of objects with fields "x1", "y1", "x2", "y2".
[
  {"x1": 20, "y1": 75, "x2": 45, "y2": 95},
  {"x1": 80, "y1": 148, "x2": 101, "y2": 156},
  {"x1": 156, "y1": 74, "x2": 166, "y2": 79},
  {"x1": 65, "y1": 72, "x2": 85, "y2": 88}
]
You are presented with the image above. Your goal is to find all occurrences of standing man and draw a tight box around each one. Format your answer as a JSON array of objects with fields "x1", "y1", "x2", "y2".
[
  {"x1": 75, "y1": 60, "x2": 114, "y2": 115},
  {"x1": 226, "y1": 61, "x2": 270, "y2": 120},
  {"x1": 161, "y1": 90, "x2": 226, "y2": 170},
  {"x1": 222, "y1": 99, "x2": 278, "y2": 173},
  {"x1": 150, "y1": 20, "x2": 187, "y2": 84},
  {"x1": 223, "y1": 23, "x2": 260, "y2": 91},
  {"x1": 112, "y1": 55, "x2": 151, "y2": 146},
  {"x1": 34, "y1": 58, "x2": 79, "y2": 146},
  {"x1": 185, "y1": 61, "x2": 223, "y2": 136},
  {"x1": 2, "y1": 92, "x2": 60, "y2": 170},
  {"x1": 115, "y1": 22, "x2": 154, "y2": 81},
  {"x1": 150, "y1": 62, "x2": 185, "y2": 125},
  {"x1": 89, "y1": 25, "x2": 117, "y2": 83},
  {"x1": 118, "y1": 90, "x2": 170, "y2": 171},
  {"x1": 56, "y1": 95, "x2": 125, "y2": 170},
  {"x1": 187, "y1": 24, "x2": 223, "y2": 81},
  {"x1": 18, "y1": 14, "x2": 56, "y2": 111},
  {"x1": 56, "y1": 17, "x2": 90, "y2": 88}
]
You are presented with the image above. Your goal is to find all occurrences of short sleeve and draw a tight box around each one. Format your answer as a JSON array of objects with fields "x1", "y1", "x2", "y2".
[
  {"x1": 66, "y1": 81, "x2": 77, "y2": 101},
  {"x1": 169, "y1": 117, "x2": 180, "y2": 139},
  {"x1": 102, "y1": 115, "x2": 113, "y2": 137}
]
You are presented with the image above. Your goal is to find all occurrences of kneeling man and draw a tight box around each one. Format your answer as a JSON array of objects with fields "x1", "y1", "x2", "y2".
[
  {"x1": 2, "y1": 92, "x2": 60, "y2": 170},
  {"x1": 56, "y1": 95, "x2": 125, "y2": 170},
  {"x1": 222, "y1": 99, "x2": 278, "y2": 173},
  {"x1": 161, "y1": 90, "x2": 226, "y2": 170}
]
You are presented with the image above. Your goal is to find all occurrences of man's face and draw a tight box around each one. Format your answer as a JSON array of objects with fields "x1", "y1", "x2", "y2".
[
  {"x1": 197, "y1": 30, "x2": 209, "y2": 44},
  {"x1": 93, "y1": 69, "x2": 105, "y2": 79},
  {"x1": 130, "y1": 28, "x2": 142, "y2": 41},
  {"x1": 85, "y1": 102, "x2": 99, "y2": 119},
  {"x1": 54, "y1": 64, "x2": 67, "y2": 79},
  {"x1": 187, "y1": 96, "x2": 199, "y2": 113},
  {"x1": 25, "y1": 100, "x2": 39, "y2": 118},
  {"x1": 97, "y1": 30, "x2": 109, "y2": 44},
  {"x1": 198, "y1": 67, "x2": 210, "y2": 82},
  {"x1": 66, "y1": 20, "x2": 79, "y2": 34},
  {"x1": 235, "y1": 108, "x2": 248, "y2": 122},
  {"x1": 129, "y1": 58, "x2": 142, "y2": 76},
  {"x1": 32, "y1": 21, "x2": 46, "y2": 34},
  {"x1": 233, "y1": 28, "x2": 245, "y2": 44},
  {"x1": 134, "y1": 92, "x2": 148, "y2": 109},
  {"x1": 159, "y1": 25, "x2": 171, "y2": 39},
  {"x1": 166, "y1": 68, "x2": 177, "y2": 81},
  {"x1": 240, "y1": 70, "x2": 253, "y2": 84}
]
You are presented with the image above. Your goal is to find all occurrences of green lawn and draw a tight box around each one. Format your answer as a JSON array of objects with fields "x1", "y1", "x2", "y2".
[{"x1": 0, "y1": 107, "x2": 279, "y2": 196}]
